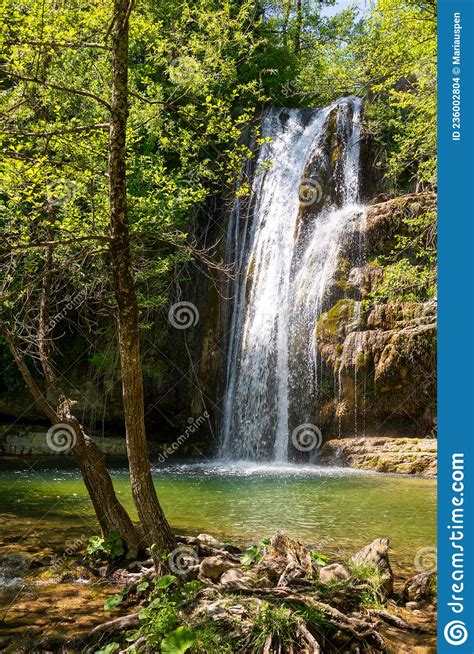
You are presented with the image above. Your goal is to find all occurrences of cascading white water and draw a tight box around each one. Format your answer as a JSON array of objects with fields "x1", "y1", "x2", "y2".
[{"x1": 220, "y1": 97, "x2": 365, "y2": 462}]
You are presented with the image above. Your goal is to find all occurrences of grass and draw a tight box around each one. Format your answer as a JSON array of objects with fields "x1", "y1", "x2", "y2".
[
  {"x1": 347, "y1": 562, "x2": 387, "y2": 609},
  {"x1": 250, "y1": 602, "x2": 298, "y2": 651}
]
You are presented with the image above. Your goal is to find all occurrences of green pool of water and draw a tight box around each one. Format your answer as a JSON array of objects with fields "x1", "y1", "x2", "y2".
[{"x1": 0, "y1": 458, "x2": 436, "y2": 574}]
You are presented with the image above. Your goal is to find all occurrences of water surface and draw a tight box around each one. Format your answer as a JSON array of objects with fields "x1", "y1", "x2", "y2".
[{"x1": 0, "y1": 458, "x2": 436, "y2": 573}]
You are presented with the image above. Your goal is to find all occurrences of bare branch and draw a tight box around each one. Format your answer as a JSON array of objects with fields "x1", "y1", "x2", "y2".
[{"x1": 0, "y1": 321, "x2": 57, "y2": 423}]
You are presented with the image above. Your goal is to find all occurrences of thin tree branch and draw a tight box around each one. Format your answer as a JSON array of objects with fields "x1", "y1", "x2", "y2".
[
  {"x1": 0, "y1": 235, "x2": 111, "y2": 253},
  {"x1": 1, "y1": 123, "x2": 110, "y2": 138},
  {"x1": 2, "y1": 39, "x2": 111, "y2": 51},
  {"x1": 0, "y1": 68, "x2": 111, "y2": 110},
  {"x1": 0, "y1": 321, "x2": 57, "y2": 423}
]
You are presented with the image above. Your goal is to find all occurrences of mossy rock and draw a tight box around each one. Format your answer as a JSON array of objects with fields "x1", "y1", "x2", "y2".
[{"x1": 316, "y1": 299, "x2": 356, "y2": 343}]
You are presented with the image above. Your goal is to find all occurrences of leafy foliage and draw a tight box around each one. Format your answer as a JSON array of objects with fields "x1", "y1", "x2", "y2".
[
  {"x1": 94, "y1": 644, "x2": 120, "y2": 654},
  {"x1": 353, "y1": 0, "x2": 437, "y2": 190},
  {"x1": 138, "y1": 575, "x2": 203, "y2": 649},
  {"x1": 250, "y1": 602, "x2": 298, "y2": 651},
  {"x1": 240, "y1": 537, "x2": 270, "y2": 566},
  {"x1": 310, "y1": 551, "x2": 330, "y2": 566},
  {"x1": 86, "y1": 532, "x2": 125, "y2": 561},
  {"x1": 161, "y1": 626, "x2": 196, "y2": 654},
  {"x1": 103, "y1": 593, "x2": 126, "y2": 611},
  {"x1": 348, "y1": 562, "x2": 385, "y2": 608},
  {"x1": 0, "y1": 0, "x2": 436, "y2": 407},
  {"x1": 370, "y1": 208, "x2": 437, "y2": 302}
]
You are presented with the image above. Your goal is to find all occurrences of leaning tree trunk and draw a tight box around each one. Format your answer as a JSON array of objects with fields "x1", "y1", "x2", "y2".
[
  {"x1": 0, "y1": 322, "x2": 140, "y2": 556},
  {"x1": 108, "y1": 0, "x2": 176, "y2": 567},
  {"x1": 38, "y1": 235, "x2": 140, "y2": 554}
]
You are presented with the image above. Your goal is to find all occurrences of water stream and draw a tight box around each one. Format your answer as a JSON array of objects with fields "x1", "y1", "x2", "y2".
[{"x1": 220, "y1": 97, "x2": 365, "y2": 461}]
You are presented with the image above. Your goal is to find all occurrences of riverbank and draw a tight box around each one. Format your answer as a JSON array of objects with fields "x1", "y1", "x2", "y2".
[
  {"x1": 0, "y1": 459, "x2": 436, "y2": 651},
  {"x1": 0, "y1": 531, "x2": 436, "y2": 653}
]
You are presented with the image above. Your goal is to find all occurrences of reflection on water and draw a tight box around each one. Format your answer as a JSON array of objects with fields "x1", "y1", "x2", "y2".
[
  {"x1": 0, "y1": 457, "x2": 436, "y2": 571},
  {"x1": 0, "y1": 457, "x2": 436, "y2": 650}
]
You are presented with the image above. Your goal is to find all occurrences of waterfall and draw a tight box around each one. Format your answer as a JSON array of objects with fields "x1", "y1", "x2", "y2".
[{"x1": 220, "y1": 96, "x2": 364, "y2": 462}]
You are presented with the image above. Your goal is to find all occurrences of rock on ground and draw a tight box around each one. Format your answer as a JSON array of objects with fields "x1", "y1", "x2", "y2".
[{"x1": 351, "y1": 537, "x2": 394, "y2": 597}]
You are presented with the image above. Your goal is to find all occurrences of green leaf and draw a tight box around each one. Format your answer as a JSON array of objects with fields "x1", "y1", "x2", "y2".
[
  {"x1": 103, "y1": 594, "x2": 124, "y2": 611},
  {"x1": 161, "y1": 627, "x2": 196, "y2": 654},
  {"x1": 137, "y1": 581, "x2": 149, "y2": 592},
  {"x1": 94, "y1": 643, "x2": 120, "y2": 654},
  {"x1": 310, "y1": 551, "x2": 330, "y2": 566},
  {"x1": 154, "y1": 574, "x2": 177, "y2": 589},
  {"x1": 125, "y1": 631, "x2": 141, "y2": 642},
  {"x1": 240, "y1": 544, "x2": 260, "y2": 566}
]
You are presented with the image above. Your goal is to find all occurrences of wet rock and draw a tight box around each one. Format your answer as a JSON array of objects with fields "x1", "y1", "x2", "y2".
[
  {"x1": 0, "y1": 553, "x2": 32, "y2": 588},
  {"x1": 199, "y1": 555, "x2": 237, "y2": 580},
  {"x1": 363, "y1": 192, "x2": 436, "y2": 256},
  {"x1": 313, "y1": 192, "x2": 437, "y2": 441},
  {"x1": 402, "y1": 572, "x2": 436, "y2": 604},
  {"x1": 319, "y1": 563, "x2": 351, "y2": 584},
  {"x1": 351, "y1": 538, "x2": 394, "y2": 597}
]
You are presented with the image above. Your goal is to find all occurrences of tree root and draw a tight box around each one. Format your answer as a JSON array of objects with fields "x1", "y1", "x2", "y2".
[
  {"x1": 89, "y1": 611, "x2": 140, "y2": 636},
  {"x1": 296, "y1": 618, "x2": 322, "y2": 653},
  {"x1": 72, "y1": 612, "x2": 141, "y2": 653},
  {"x1": 225, "y1": 586, "x2": 388, "y2": 652},
  {"x1": 367, "y1": 609, "x2": 433, "y2": 633}
]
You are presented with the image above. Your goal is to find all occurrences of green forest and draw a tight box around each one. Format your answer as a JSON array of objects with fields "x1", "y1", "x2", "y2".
[{"x1": 0, "y1": 0, "x2": 437, "y2": 652}]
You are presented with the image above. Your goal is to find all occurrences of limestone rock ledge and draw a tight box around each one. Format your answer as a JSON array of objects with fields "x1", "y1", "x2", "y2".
[
  {"x1": 320, "y1": 436, "x2": 437, "y2": 477},
  {"x1": 314, "y1": 192, "x2": 437, "y2": 438}
]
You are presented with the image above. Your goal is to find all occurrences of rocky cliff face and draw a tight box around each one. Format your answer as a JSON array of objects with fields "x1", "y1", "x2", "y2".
[
  {"x1": 315, "y1": 192, "x2": 437, "y2": 438},
  {"x1": 0, "y1": 143, "x2": 437, "y2": 453}
]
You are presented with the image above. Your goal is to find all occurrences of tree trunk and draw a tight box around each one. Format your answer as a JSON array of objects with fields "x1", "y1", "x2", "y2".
[
  {"x1": 0, "y1": 322, "x2": 140, "y2": 556},
  {"x1": 293, "y1": 0, "x2": 302, "y2": 53},
  {"x1": 38, "y1": 233, "x2": 140, "y2": 554},
  {"x1": 108, "y1": 0, "x2": 176, "y2": 567}
]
